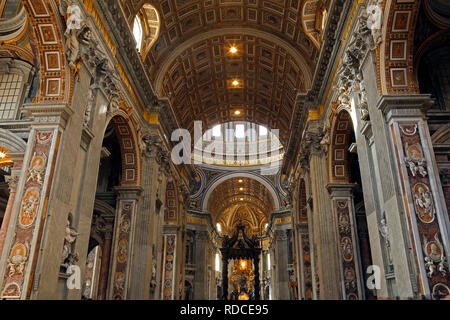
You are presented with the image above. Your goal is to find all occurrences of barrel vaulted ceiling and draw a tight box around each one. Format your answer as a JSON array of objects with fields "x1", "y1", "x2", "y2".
[
  {"x1": 120, "y1": 0, "x2": 328, "y2": 145},
  {"x1": 207, "y1": 177, "x2": 274, "y2": 220}
]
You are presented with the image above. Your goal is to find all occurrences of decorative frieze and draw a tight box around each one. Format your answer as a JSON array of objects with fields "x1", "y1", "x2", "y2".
[
  {"x1": 161, "y1": 234, "x2": 177, "y2": 300},
  {"x1": 110, "y1": 200, "x2": 134, "y2": 300},
  {"x1": 335, "y1": 1, "x2": 383, "y2": 121},
  {"x1": 336, "y1": 200, "x2": 360, "y2": 300},
  {"x1": 299, "y1": 126, "x2": 326, "y2": 172},
  {"x1": 391, "y1": 122, "x2": 450, "y2": 299},
  {"x1": 1, "y1": 129, "x2": 57, "y2": 299},
  {"x1": 328, "y1": 184, "x2": 363, "y2": 300}
]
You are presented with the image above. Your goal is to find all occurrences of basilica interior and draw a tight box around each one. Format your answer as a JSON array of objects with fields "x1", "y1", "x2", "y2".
[{"x1": 0, "y1": 0, "x2": 449, "y2": 300}]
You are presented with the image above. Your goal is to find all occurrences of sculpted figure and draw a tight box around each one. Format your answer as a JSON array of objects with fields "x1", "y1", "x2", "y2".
[
  {"x1": 61, "y1": 219, "x2": 79, "y2": 267},
  {"x1": 414, "y1": 186, "x2": 433, "y2": 219},
  {"x1": 378, "y1": 216, "x2": 393, "y2": 266},
  {"x1": 366, "y1": 1, "x2": 383, "y2": 49},
  {"x1": 7, "y1": 244, "x2": 29, "y2": 277},
  {"x1": 65, "y1": 4, "x2": 84, "y2": 69}
]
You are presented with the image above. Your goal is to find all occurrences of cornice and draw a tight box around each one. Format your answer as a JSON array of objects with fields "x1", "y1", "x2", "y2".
[
  {"x1": 95, "y1": 0, "x2": 181, "y2": 139},
  {"x1": 283, "y1": 0, "x2": 350, "y2": 175}
]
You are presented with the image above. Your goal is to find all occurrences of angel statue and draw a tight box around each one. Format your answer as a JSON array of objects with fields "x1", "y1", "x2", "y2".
[
  {"x1": 61, "y1": 219, "x2": 79, "y2": 268},
  {"x1": 64, "y1": 3, "x2": 84, "y2": 69}
]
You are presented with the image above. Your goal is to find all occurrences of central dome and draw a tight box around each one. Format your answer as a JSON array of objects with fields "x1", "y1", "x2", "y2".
[{"x1": 193, "y1": 121, "x2": 284, "y2": 169}]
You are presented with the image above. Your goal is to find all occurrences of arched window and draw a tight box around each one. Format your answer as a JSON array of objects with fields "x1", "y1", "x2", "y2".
[
  {"x1": 133, "y1": 4, "x2": 160, "y2": 58},
  {"x1": 133, "y1": 16, "x2": 143, "y2": 51},
  {"x1": 0, "y1": 59, "x2": 34, "y2": 120}
]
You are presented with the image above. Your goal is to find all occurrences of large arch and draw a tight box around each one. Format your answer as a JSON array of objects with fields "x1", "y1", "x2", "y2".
[
  {"x1": 202, "y1": 172, "x2": 281, "y2": 211},
  {"x1": 105, "y1": 111, "x2": 141, "y2": 186},
  {"x1": 0, "y1": 128, "x2": 27, "y2": 162},
  {"x1": 328, "y1": 109, "x2": 354, "y2": 183}
]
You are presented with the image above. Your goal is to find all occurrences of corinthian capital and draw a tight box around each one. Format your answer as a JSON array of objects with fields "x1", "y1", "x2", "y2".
[
  {"x1": 5, "y1": 175, "x2": 19, "y2": 193},
  {"x1": 274, "y1": 229, "x2": 288, "y2": 241},
  {"x1": 141, "y1": 134, "x2": 163, "y2": 159},
  {"x1": 158, "y1": 150, "x2": 171, "y2": 176},
  {"x1": 301, "y1": 129, "x2": 325, "y2": 157}
]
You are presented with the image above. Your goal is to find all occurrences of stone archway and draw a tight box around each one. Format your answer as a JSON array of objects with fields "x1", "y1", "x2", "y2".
[
  {"x1": 327, "y1": 109, "x2": 375, "y2": 300},
  {"x1": 109, "y1": 114, "x2": 141, "y2": 187},
  {"x1": 202, "y1": 172, "x2": 281, "y2": 212},
  {"x1": 89, "y1": 113, "x2": 142, "y2": 300}
]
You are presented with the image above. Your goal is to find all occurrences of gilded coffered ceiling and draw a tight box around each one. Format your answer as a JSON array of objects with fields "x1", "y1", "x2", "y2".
[
  {"x1": 120, "y1": 0, "x2": 326, "y2": 145},
  {"x1": 207, "y1": 177, "x2": 274, "y2": 234}
]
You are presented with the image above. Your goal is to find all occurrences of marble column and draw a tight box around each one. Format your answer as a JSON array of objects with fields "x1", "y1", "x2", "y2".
[
  {"x1": 302, "y1": 125, "x2": 342, "y2": 299},
  {"x1": 0, "y1": 105, "x2": 71, "y2": 299},
  {"x1": 273, "y1": 229, "x2": 290, "y2": 300},
  {"x1": 128, "y1": 131, "x2": 166, "y2": 300},
  {"x1": 378, "y1": 95, "x2": 450, "y2": 299},
  {"x1": 193, "y1": 230, "x2": 209, "y2": 300},
  {"x1": 161, "y1": 225, "x2": 178, "y2": 300},
  {"x1": 221, "y1": 254, "x2": 229, "y2": 299},
  {"x1": 254, "y1": 251, "x2": 261, "y2": 300},
  {"x1": 296, "y1": 223, "x2": 313, "y2": 300},
  {"x1": 108, "y1": 186, "x2": 142, "y2": 300},
  {"x1": 97, "y1": 231, "x2": 112, "y2": 300},
  {"x1": 327, "y1": 183, "x2": 364, "y2": 300},
  {"x1": 0, "y1": 167, "x2": 21, "y2": 258}
]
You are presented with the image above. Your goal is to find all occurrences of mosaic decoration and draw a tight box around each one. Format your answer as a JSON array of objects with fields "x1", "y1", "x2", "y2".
[
  {"x1": 162, "y1": 234, "x2": 176, "y2": 300},
  {"x1": 335, "y1": 200, "x2": 359, "y2": 300},
  {"x1": 110, "y1": 201, "x2": 134, "y2": 300},
  {"x1": 1, "y1": 130, "x2": 55, "y2": 299},
  {"x1": 392, "y1": 122, "x2": 450, "y2": 299}
]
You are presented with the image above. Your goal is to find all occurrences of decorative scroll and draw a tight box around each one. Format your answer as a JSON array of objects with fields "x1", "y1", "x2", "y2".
[
  {"x1": 300, "y1": 233, "x2": 313, "y2": 300},
  {"x1": 1, "y1": 130, "x2": 54, "y2": 299},
  {"x1": 335, "y1": 200, "x2": 359, "y2": 300},
  {"x1": 162, "y1": 234, "x2": 176, "y2": 300},
  {"x1": 110, "y1": 201, "x2": 134, "y2": 300},
  {"x1": 396, "y1": 123, "x2": 449, "y2": 299}
]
